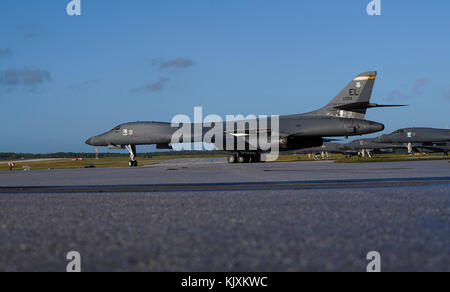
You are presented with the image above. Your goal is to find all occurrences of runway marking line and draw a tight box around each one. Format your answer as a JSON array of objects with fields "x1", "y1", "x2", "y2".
[{"x1": 1, "y1": 177, "x2": 450, "y2": 193}]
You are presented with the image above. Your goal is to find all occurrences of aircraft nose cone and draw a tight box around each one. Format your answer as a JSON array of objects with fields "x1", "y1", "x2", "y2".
[{"x1": 85, "y1": 137, "x2": 95, "y2": 146}]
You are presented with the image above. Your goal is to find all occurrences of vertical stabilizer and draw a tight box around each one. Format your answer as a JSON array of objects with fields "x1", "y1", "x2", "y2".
[{"x1": 304, "y1": 71, "x2": 377, "y2": 119}]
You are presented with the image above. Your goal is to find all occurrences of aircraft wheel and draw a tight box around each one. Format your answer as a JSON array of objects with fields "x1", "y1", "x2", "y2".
[
  {"x1": 237, "y1": 155, "x2": 246, "y2": 163},
  {"x1": 129, "y1": 160, "x2": 134, "y2": 167},
  {"x1": 227, "y1": 155, "x2": 237, "y2": 164},
  {"x1": 134, "y1": 161, "x2": 138, "y2": 167}
]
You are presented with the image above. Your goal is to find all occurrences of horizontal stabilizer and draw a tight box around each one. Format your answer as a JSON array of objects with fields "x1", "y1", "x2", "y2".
[{"x1": 334, "y1": 102, "x2": 407, "y2": 111}]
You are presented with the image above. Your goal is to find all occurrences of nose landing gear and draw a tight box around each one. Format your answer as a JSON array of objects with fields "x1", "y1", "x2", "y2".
[
  {"x1": 125, "y1": 145, "x2": 138, "y2": 167},
  {"x1": 407, "y1": 142, "x2": 413, "y2": 156}
]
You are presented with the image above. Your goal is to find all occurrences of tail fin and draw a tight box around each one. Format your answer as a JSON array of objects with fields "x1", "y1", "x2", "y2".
[{"x1": 306, "y1": 71, "x2": 377, "y2": 119}]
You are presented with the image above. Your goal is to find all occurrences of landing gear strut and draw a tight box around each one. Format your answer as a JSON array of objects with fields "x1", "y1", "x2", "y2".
[
  {"x1": 125, "y1": 145, "x2": 138, "y2": 167},
  {"x1": 407, "y1": 142, "x2": 413, "y2": 156},
  {"x1": 361, "y1": 149, "x2": 372, "y2": 158}
]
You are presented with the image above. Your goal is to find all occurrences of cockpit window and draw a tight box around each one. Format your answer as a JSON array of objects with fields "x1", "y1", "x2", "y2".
[
  {"x1": 114, "y1": 126, "x2": 121, "y2": 132},
  {"x1": 393, "y1": 130, "x2": 405, "y2": 134}
]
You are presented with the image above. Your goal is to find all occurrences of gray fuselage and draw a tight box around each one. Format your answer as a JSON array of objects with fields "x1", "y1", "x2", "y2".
[
  {"x1": 375, "y1": 128, "x2": 450, "y2": 144},
  {"x1": 86, "y1": 115, "x2": 384, "y2": 151}
]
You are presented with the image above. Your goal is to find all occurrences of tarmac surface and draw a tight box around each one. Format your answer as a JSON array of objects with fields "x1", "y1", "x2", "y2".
[{"x1": 0, "y1": 159, "x2": 449, "y2": 272}]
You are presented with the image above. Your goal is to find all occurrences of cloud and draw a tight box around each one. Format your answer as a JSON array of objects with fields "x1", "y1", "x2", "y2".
[
  {"x1": 153, "y1": 58, "x2": 195, "y2": 69},
  {"x1": 131, "y1": 57, "x2": 194, "y2": 94},
  {"x1": 146, "y1": 77, "x2": 170, "y2": 92},
  {"x1": 22, "y1": 69, "x2": 51, "y2": 85},
  {"x1": 67, "y1": 79, "x2": 99, "y2": 92},
  {"x1": 412, "y1": 78, "x2": 429, "y2": 96},
  {"x1": 18, "y1": 25, "x2": 44, "y2": 40},
  {"x1": 387, "y1": 78, "x2": 429, "y2": 100},
  {"x1": 25, "y1": 31, "x2": 41, "y2": 40},
  {"x1": 0, "y1": 68, "x2": 51, "y2": 90},
  {"x1": 387, "y1": 90, "x2": 410, "y2": 100},
  {"x1": 0, "y1": 48, "x2": 12, "y2": 58},
  {"x1": 131, "y1": 77, "x2": 170, "y2": 94},
  {"x1": 443, "y1": 86, "x2": 450, "y2": 100}
]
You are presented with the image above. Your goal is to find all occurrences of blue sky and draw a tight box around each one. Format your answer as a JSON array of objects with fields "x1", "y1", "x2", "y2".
[{"x1": 0, "y1": 0, "x2": 449, "y2": 153}]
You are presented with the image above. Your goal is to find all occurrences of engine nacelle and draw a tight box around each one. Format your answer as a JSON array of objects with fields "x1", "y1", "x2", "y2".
[
  {"x1": 279, "y1": 136, "x2": 323, "y2": 151},
  {"x1": 156, "y1": 143, "x2": 173, "y2": 150}
]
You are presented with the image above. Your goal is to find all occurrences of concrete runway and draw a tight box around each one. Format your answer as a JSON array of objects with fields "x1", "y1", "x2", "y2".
[{"x1": 0, "y1": 159, "x2": 449, "y2": 272}]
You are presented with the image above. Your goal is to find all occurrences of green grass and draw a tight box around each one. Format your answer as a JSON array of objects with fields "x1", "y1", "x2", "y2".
[
  {"x1": 2, "y1": 153, "x2": 448, "y2": 171},
  {"x1": 274, "y1": 153, "x2": 450, "y2": 163},
  {"x1": 334, "y1": 153, "x2": 450, "y2": 163},
  {"x1": 275, "y1": 154, "x2": 342, "y2": 162},
  {"x1": 0, "y1": 155, "x2": 225, "y2": 172}
]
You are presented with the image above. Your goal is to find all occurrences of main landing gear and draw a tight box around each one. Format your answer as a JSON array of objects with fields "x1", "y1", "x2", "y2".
[
  {"x1": 125, "y1": 145, "x2": 138, "y2": 167},
  {"x1": 227, "y1": 153, "x2": 263, "y2": 164},
  {"x1": 360, "y1": 149, "x2": 373, "y2": 158},
  {"x1": 407, "y1": 142, "x2": 414, "y2": 156}
]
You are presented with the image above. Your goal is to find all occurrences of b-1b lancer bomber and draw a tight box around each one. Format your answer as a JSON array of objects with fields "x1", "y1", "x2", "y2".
[
  {"x1": 86, "y1": 71, "x2": 403, "y2": 166},
  {"x1": 299, "y1": 139, "x2": 405, "y2": 159},
  {"x1": 375, "y1": 128, "x2": 450, "y2": 156},
  {"x1": 339, "y1": 139, "x2": 405, "y2": 158}
]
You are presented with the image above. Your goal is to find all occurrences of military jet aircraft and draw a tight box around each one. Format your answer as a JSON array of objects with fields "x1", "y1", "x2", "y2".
[
  {"x1": 374, "y1": 128, "x2": 450, "y2": 155},
  {"x1": 341, "y1": 139, "x2": 404, "y2": 158},
  {"x1": 86, "y1": 71, "x2": 402, "y2": 166},
  {"x1": 296, "y1": 143, "x2": 350, "y2": 160},
  {"x1": 412, "y1": 143, "x2": 450, "y2": 156},
  {"x1": 299, "y1": 139, "x2": 403, "y2": 159}
]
